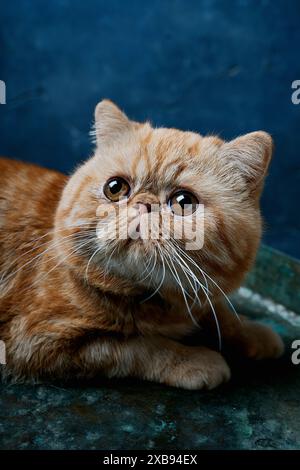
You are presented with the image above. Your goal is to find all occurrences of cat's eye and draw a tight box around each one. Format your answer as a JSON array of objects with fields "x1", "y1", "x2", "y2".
[
  {"x1": 169, "y1": 190, "x2": 199, "y2": 216},
  {"x1": 103, "y1": 177, "x2": 131, "y2": 201}
]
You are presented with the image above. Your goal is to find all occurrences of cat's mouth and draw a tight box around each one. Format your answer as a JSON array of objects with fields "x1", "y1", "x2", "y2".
[{"x1": 119, "y1": 235, "x2": 159, "y2": 252}]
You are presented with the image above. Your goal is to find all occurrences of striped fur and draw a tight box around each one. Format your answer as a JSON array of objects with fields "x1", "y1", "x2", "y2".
[{"x1": 0, "y1": 101, "x2": 283, "y2": 388}]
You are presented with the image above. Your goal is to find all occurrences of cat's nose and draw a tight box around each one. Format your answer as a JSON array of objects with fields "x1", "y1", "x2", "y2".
[{"x1": 136, "y1": 202, "x2": 152, "y2": 215}]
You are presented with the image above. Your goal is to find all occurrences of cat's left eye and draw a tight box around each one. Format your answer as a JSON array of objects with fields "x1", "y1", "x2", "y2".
[
  {"x1": 103, "y1": 177, "x2": 131, "y2": 202},
  {"x1": 168, "y1": 190, "x2": 199, "y2": 216}
]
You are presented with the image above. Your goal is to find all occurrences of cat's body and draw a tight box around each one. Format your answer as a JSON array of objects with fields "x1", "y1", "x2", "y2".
[{"x1": 0, "y1": 101, "x2": 284, "y2": 388}]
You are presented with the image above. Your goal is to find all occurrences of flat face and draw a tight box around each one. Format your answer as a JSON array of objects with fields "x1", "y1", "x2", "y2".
[
  {"x1": 1, "y1": 284, "x2": 299, "y2": 450},
  {"x1": 55, "y1": 107, "x2": 269, "y2": 304}
]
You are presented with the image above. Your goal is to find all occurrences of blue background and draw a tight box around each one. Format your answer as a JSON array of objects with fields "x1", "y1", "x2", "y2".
[{"x1": 0, "y1": 0, "x2": 299, "y2": 258}]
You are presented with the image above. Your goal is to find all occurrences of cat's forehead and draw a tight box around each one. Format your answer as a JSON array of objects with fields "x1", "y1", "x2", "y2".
[{"x1": 105, "y1": 126, "x2": 224, "y2": 190}]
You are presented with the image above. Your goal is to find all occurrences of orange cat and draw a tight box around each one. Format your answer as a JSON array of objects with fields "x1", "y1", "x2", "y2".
[{"x1": 0, "y1": 100, "x2": 284, "y2": 388}]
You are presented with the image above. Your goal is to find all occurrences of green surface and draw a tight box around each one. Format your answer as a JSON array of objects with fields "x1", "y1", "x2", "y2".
[
  {"x1": 245, "y1": 245, "x2": 300, "y2": 314},
  {"x1": 0, "y1": 244, "x2": 300, "y2": 450}
]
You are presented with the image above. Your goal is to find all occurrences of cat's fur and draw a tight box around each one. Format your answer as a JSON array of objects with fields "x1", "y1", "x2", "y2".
[{"x1": 0, "y1": 100, "x2": 284, "y2": 389}]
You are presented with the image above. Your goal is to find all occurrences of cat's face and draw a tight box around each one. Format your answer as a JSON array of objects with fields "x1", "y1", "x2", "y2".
[{"x1": 55, "y1": 100, "x2": 273, "y2": 300}]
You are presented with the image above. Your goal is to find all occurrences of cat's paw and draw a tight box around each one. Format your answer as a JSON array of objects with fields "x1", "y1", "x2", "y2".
[
  {"x1": 163, "y1": 347, "x2": 231, "y2": 390},
  {"x1": 237, "y1": 321, "x2": 284, "y2": 360}
]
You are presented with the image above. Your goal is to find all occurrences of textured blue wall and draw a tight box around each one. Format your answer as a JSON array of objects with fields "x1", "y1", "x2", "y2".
[{"x1": 0, "y1": 0, "x2": 299, "y2": 257}]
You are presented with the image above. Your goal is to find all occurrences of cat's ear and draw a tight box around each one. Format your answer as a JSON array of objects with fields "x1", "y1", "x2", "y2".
[
  {"x1": 222, "y1": 131, "x2": 273, "y2": 195},
  {"x1": 93, "y1": 100, "x2": 132, "y2": 147}
]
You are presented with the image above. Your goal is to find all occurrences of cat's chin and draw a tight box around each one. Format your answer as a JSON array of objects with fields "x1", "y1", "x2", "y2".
[
  {"x1": 113, "y1": 236, "x2": 161, "y2": 254},
  {"x1": 123, "y1": 239, "x2": 159, "y2": 265},
  {"x1": 100, "y1": 240, "x2": 164, "y2": 285}
]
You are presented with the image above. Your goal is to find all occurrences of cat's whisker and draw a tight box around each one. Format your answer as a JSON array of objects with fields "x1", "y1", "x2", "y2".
[
  {"x1": 172, "y1": 240, "x2": 210, "y2": 295},
  {"x1": 139, "y1": 246, "x2": 158, "y2": 287},
  {"x1": 149, "y1": 248, "x2": 158, "y2": 285},
  {"x1": 166, "y1": 254, "x2": 195, "y2": 303},
  {"x1": 84, "y1": 245, "x2": 104, "y2": 282},
  {"x1": 103, "y1": 243, "x2": 120, "y2": 279},
  {"x1": 140, "y1": 243, "x2": 165, "y2": 303},
  {"x1": 33, "y1": 238, "x2": 93, "y2": 287},
  {"x1": 173, "y1": 242, "x2": 240, "y2": 323},
  {"x1": 0, "y1": 233, "x2": 74, "y2": 285},
  {"x1": 168, "y1": 245, "x2": 203, "y2": 307},
  {"x1": 0, "y1": 231, "x2": 95, "y2": 288},
  {"x1": 163, "y1": 250, "x2": 199, "y2": 328},
  {"x1": 170, "y1": 253, "x2": 199, "y2": 306},
  {"x1": 140, "y1": 252, "x2": 154, "y2": 278},
  {"x1": 200, "y1": 281, "x2": 222, "y2": 350},
  {"x1": 3, "y1": 236, "x2": 94, "y2": 298},
  {"x1": 165, "y1": 241, "x2": 204, "y2": 303},
  {"x1": 174, "y1": 258, "x2": 201, "y2": 309},
  {"x1": 138, "y1": 249, "x2": 156, "y2": 284},
  {"x1": 164, "y1": 241, "x2": 222, "y2": 349},
  {"x1": 0, "y1": 222, "x2": 99, "y2": 282},
  {"x1": 199, "y1": 267, "x2": 241, "y2": 323}
]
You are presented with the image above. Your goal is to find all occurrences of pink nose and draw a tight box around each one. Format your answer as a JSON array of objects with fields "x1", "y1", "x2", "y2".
[{"x1": 136, "y1": 202, "x2": 152, "y2": 215}]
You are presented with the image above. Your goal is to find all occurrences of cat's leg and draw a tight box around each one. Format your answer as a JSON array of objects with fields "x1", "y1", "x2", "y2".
[
  {"x1": 76, "y1": 335, "x2": 231, "y2": 390},
  {"x1": 7, "y1": 314, "x2": 230, "y2": 389},
  {"x1": 203, "y1": 302, "x2": 284, "y2": 359}
]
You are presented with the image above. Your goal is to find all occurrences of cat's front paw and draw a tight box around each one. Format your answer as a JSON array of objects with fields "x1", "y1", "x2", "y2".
[
  {"x1": 162, "y1": 347, "x2": 231, "y2": 390},
  {"x1": 236, "y1": 320, "x2": 284, "y2": 360}
]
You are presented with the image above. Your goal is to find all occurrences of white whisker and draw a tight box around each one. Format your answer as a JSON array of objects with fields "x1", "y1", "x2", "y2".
[
  {"x1": 140, "y1": 243, "x2": 165, "y2": 303},
  {"x1": 173, "y1": 241, "x2": 240, "y2": 323}
]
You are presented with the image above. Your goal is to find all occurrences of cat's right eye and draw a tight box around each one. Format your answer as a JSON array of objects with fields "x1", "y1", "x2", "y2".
[
  {"x1": 103, "y1": 177, "x2": 131, "y2": 202},
  {"x1": 168, "y1": 190, "x2": 199, "y2": 216}
]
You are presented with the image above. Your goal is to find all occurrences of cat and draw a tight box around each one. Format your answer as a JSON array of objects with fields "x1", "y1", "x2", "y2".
[{"x1": 0, "y1": 100, "x2": 284, "y2": 389}]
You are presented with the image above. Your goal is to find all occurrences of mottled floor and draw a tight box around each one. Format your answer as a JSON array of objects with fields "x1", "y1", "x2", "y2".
[{"x1": 0, "y1": 289, "x2": 300, "y2": 450}]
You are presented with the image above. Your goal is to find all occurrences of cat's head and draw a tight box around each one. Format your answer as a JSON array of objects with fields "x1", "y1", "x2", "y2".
[{"x1": 55, "y1": 100, "x2": 273, "y2": 301}]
